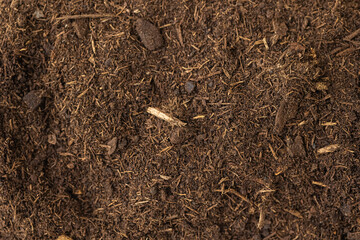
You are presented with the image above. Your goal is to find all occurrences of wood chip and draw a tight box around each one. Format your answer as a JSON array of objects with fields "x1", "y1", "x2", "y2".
[
  {"x1": 56, "y1": 236, "x2": 72, "y2": 240},
  {"x1": 10, "y1": 0, "x2": 20, "y2": 9},
  {"x1": 321, "y1": 122, "x2": 337, "y2": 126},
  {"x1": 317, "y1": 144, "x2": 340, "y2": 154},
  {"x1": 56, "y1": 14, "x2": 115, "y2": 21},
  {"x1": 147, "y1": 107, "x2": 186, "y2": 127},
  {"x1": 284, "y1": 209, "x2": 303, "y2": 219},
  {"x1": 347, "y1": 232, "x2": 360, "y2": 240}
]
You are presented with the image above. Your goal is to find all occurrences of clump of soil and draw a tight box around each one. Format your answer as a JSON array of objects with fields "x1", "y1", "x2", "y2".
[{"x1": 0, "y1": 1, "x2": 359, "y2": 239}]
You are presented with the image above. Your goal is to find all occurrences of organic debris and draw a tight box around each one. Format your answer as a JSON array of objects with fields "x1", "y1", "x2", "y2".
[{"x1": 0, "y1": 1, "x2": 359, "y2": 239}]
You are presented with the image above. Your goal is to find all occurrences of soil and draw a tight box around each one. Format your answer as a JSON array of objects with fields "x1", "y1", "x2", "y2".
[{"x1": 0, "y1": 1, "x2": 359, "y2": 239}]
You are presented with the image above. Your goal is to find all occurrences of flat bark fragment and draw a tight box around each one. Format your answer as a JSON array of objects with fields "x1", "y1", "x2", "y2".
[
  {"x1": 286, "y1": 135, "x2": 306, "y2": 157},
  {"x1": 274, "y1": 94, "x2": 300, "y2": 134},
  {"x1": 135, "y1": 18, "x2": 163, "y2": 50}
]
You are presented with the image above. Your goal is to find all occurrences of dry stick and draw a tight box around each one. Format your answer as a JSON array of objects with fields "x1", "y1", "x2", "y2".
[
  {"x1": 257, "y1": 207, "x2": 265, "y2": 229},
  {"x1": 147, "y1": 107, "x2": 186, "y2": 127},
  {"x1": 344, "y1": 28, "x2": 360, "y2": 41},
  {"x1": 56, "y1": 14, "x2": 115, "y2": 21}
]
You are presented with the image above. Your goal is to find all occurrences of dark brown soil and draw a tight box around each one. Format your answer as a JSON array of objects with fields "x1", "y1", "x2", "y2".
[{"x1": 1, "y1": 1, "x2": 359, "y2": 239}]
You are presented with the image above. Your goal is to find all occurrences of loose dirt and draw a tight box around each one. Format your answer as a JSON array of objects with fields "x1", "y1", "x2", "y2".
[{"x1": 0, "y1": 1, "x2": 359, "y2": 239}]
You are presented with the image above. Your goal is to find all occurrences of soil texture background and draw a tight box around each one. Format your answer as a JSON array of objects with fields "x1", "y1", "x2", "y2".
[{"x1": 0, "y1": 0, "x2": 360, "y2": 239}]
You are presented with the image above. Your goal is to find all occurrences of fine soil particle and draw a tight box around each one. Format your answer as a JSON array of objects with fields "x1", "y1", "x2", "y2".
[
  {"x1": 1, "y1": 1, "x2": 359, "y2": 239},
  {"x1": 135, "y1": 18, "x2": 163, "y2": 50}
]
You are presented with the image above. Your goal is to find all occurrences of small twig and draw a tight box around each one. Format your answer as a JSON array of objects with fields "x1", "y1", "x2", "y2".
[
  {"x1": 331, "y1": 0, "x2": 340, "y2": 14},
  {"x1": 257, "y1": 207, "x2": 265, "y2": 229},
  {"x1": 147, "y1": 107, "x2": 186, "y2": 127},
  {"x1": 56, "y1": 14, "x2": 115, "y2": 21},
  {"x1": 344, "y1": 28, "x2": 360, "y2": 41},
  {"x1": 225, "y1": 188, "x2": 251, "y2": 204}
]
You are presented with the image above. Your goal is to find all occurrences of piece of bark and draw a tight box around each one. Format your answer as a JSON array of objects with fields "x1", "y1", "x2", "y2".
[
  {"x1": 274, "y1": 94, "x2": 300, "y2": 134},
  {"x1": 135, "y1": 18, "x2": 163, "y2": 50},
  {"x1": 286, "y1": 135, "x2": 306, "y2": 157},
  {"x1": 271, "y1": 20, "x2": 288, "y2": 45},
  {"x1": 23, "y1": 91, "x2": 43, "y2": 111}
]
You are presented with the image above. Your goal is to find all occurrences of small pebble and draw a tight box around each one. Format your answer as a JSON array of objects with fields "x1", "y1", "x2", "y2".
[{"x1": 185, "y1": 81, "x2": 195, "y2": 94}]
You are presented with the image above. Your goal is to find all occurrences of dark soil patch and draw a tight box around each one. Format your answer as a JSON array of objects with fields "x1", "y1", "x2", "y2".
[{"x1": 1, "y1": 1, "x2": 359, "y2": 239}]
